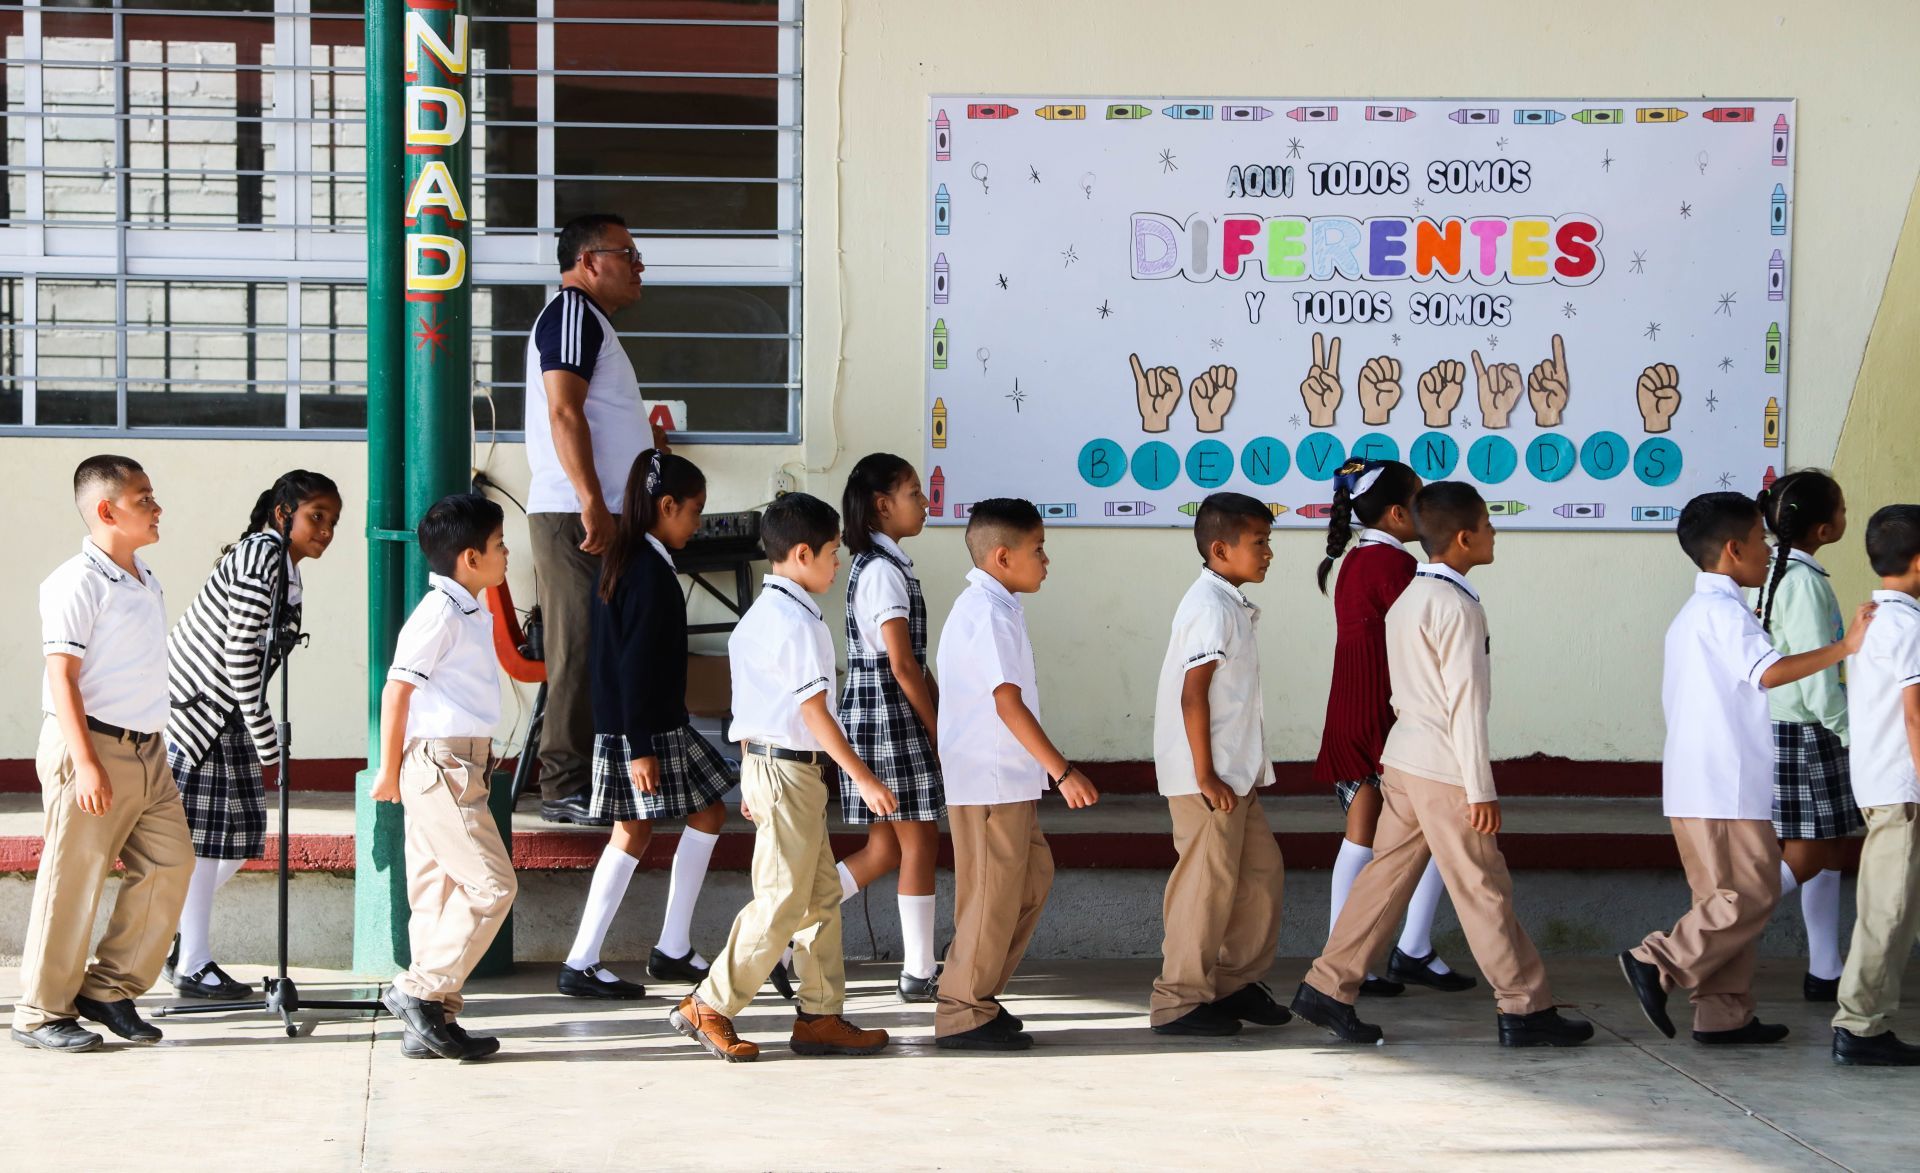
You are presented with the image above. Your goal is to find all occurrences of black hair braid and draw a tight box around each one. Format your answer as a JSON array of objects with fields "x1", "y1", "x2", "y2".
[
  {"x1": 1317, "y1": 481, "x2": 1356, "y2": 595},
  {"x1": 1757, "y1": 470, "x2": 1842, "y2": 633}
]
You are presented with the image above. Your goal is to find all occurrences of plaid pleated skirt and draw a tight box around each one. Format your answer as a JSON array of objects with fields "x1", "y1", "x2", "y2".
[
  {"x1": 1773, "y1": 721, "x2": 1863, "y2": 840},
  {"x1": 840, "y1": 656, "x2": 945, "y2": 825},
  {"x1": 590, "y1": 726, "x2": 735, "y2": 823},
  {"x1": 1333, "y1": 773, "x2": 1382, "y2": 815},
  {"x1": 169, "y1": 710, "x2": 267, "y2": 860}
]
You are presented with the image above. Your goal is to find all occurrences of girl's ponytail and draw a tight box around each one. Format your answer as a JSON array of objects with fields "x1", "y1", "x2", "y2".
[
  {"x1": 599, "y1": 448, "x2": 707, "y2": 602},
  {"x1": 221, "y1": 469, "x2": 340, "y2": 561},
  {"x1": 1757, "y1": 469, "x2": 1843, "y2": 633},
  {"x1": 1316, "y1": 459, "x2": 1366, "y2": 594}
]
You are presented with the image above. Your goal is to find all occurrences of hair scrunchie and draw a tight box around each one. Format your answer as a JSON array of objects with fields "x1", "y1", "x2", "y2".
[{"x1": 644, "y1": 450, "x2": 665, "y2": 496}]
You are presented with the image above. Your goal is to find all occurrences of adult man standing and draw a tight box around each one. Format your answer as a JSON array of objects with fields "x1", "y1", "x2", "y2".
[{"x1": 524, "y1": 213, "x2": 647, "y2": 825}]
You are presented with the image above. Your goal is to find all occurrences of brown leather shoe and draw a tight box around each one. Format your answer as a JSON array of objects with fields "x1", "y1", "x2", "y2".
[
  {"x1": 790, "y1": 1013, "x2": 890, "y2": 1056},
  {"x1": 670, "y1": 995, "x2": 758, "y2": 1062}
]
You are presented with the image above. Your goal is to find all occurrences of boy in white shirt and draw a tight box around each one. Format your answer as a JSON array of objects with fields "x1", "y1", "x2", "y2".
[
  {"x1": 672, "y1": 492, "x2": 895, "y2": 1062},
  {"x1": 15, "y1": 456, "x2": 192, "y2": 1053},
  {"x1": 1832, "y1": 504, "x2": 1920, "y2": 1066},
  {"x1": 935, "y1": 498, "x2": 1100, "y2": 1051},
  {"x1": 1621, "y1": 491, "x2": 1871, "y2": 1045},
  {"x1": 1295, "y1": 482, "x2": 1591, "y2": 1048},
  {"x1": 371, "y1": 493, "x2": 520, "y2": 1062},
  {"x1": 1149, "y1": 493, "x2": 1288, "y2": 1037}
]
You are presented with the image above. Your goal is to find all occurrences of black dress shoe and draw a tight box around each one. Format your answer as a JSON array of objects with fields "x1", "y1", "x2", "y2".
[
  {"x1": 1618, "y1": 950, "x2": 1675, "y2": 1038},
  {"x1": 1693, "y1": 1018, "x2": 1789, "y2": 1045},
  {"x1": 11, "y1": 1020, "x2": 103, "y2": 1053},
  {"x1": 1387, "y1": 947, "x2": 1480, "y2": 993},
  {"x1": 897, "y1": 968, "x2": 939, "y2": 1004},
  {"x1": 1803, "y1": 972, "x2": 1840, "y2": 1004},
  {"x1": 1289, "y1": 982, "x2": 1384, "y2": 1045},
  {"x1": 161, "y1": 933, "x2": 180, "y2": 986},
  {"x1": 1152, "y1": 1002, "x2": 1242, "y2": 1037},
  {"x1": 1499, "y1": 1009, "x2": 1595, "y2": 1048},
  {"x1": 1359, "y1": 976, "x2": 1405, "y2": 997},
  {"x1": 380, "y1": 987, "x2": 465, "y2": 1059},
  {"x1": 72, "y1": 995, "x2": 162, "y2": 1044},
  {"x1": 540, "y1": 793, "x2": 612, "y2": 827},
  {"x1": 648, "y1": 946, "x2": 710, "y2": 984},
  {"x1": 937, "y1": 1015, "x2": 1033, "y2": 1051},
  {"x1": 990, "y1": 998, "x2": 1023, "y2": 1032},
  {"x1": 1833, "y1": 1027, "x2": 1920, "y2": 1066},
  {"x1": 556, "y1": 963, "x2": 647, "y2": 1000},
  {"x1": 174, "y1": 962, "x2": 254, "y2": 1001},
  {"x1": 1212, "y1": 982, "x2": 1292, "y2": 1026},
  {"x1": 401, "y1": 1022, "x2": 501, "y2": 1061}
]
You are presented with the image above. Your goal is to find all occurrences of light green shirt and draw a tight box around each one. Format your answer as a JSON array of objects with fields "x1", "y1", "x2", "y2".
[{"x1": 1748, "y1": 549, "x2": 1848, "y2": 744}]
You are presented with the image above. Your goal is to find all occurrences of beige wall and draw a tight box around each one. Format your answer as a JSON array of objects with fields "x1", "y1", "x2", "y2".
[{"x1": 4, "y1": 0, "x2": 1918, "y2": 765}]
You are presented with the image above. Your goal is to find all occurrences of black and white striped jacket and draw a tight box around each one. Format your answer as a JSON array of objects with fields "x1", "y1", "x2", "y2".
[{"x1": 165, "y1": 532, "x2": 302, "y2": 768}]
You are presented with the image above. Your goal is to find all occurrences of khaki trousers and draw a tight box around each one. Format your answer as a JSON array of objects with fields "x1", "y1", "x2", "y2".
[
  {"x1": 1307, "y1": 766, "x2": 1552, "y2": 1015},
  {"x1": 1631, "y1": 817, "x2": 1781, "y2": 1033},
  {"x1": 936, "y1": 801, "x2": 1055, "y2": 1036},
  {"x1": 1834, "y1": 803, "x2": 1920, "y2": 1037},
  {"x1": 527, "y1": 511, "x2": 598, "y2": 803},
  {"x1": 14, "y1": 718, "x2": 193, "y2": 1031},
  {"x1": 392, "y1": 738, "x2": 518, "y2": 1016},
  {"x1": 697, "y1": 754, "x2": 845, "y2": 1017},
  {"x1": 1150, "y1": 792, "x2": 1284, "y2": 1025}
]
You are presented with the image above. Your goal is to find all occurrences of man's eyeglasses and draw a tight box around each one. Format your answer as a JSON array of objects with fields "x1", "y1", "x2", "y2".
[{"x1": 585, "y1": 246, "x2": 644, "y2": 267}]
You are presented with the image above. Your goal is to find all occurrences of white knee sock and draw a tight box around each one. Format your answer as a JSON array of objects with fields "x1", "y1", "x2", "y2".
[
  {"x1": 566, "y1": 845, "x2": 639, "y2": 974},
  {"x1": 1802, "y1": 869, "x2": 1844, "y2": 981},
  {"x1": 1397, "y1": 858, "x2": 1452, "y2": 974},
  {"x1": 1329, "y1": 839, "x2": 1373, "y2": 933},
  {"x1": 899, "y1": 893, "x2": 937, "y2": 979},
  {"x1": 1778, "y1": 859, "x2": 1801, "y2": 897},
  {"x1": 177, "y1": 856, "x2": 246, "y2": 980},
  {"x1": 656, "y1": 827, "x2": 718, "y2": 963},
  {"x1": 837, "y1": 860, "x2": 860, "y2": 903}
]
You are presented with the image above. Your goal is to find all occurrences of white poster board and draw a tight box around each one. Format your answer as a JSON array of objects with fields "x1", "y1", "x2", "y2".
[{"x1": 924, "y1": 97, "x2": 1795, "y2": 529}]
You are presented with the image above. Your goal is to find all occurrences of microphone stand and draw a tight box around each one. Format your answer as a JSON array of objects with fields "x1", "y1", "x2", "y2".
[{"x1": 155, "y1": 527, "x2": 385, "y2": 1036}]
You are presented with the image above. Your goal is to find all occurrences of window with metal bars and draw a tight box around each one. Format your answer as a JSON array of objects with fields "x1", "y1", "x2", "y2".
[{"x1": 0, "y1": 0, "x2": 802, "y2": 442}]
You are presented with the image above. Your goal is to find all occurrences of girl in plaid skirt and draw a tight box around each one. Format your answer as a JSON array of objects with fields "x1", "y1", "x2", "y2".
[
  {"x1": 830, "y1": 453, "x2": 945, "y2": 1002},
  {"x1": 164, "y1": 469, "x2": 342, "y2": 998},
  {"x1": 558, "y1": 450, "x2": 736, "y2": 1001},
  {"x1": 1753, "y1": 469, "x2": 1859, "y2": 1002}
]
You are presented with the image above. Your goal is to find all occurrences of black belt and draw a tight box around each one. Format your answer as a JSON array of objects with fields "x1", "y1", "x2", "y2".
[
  {"x1": 86, "y1": 716, "x2": 158, "y2": 746},
  {"x1": 745, "y1": 741, "x2": 825, "y2": 766}
]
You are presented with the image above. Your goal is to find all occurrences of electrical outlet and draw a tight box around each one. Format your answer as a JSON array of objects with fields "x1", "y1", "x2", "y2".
[{"x1": 769, "y1": 469, "x2": 797, "y2": 499}]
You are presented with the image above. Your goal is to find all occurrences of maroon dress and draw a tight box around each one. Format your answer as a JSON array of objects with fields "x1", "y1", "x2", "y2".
[{"x1": 1313, "y1": 537, "x2": 1417, "y2": 799}]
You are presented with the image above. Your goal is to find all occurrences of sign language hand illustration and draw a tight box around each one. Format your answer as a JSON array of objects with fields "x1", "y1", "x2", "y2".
[
  {"x1": 1299, "y1": 332, "x2": 1343, "y2": 427},
  {"x1": 1130, "y1": 352, "x2": 1182, "y2": 433},
  {"x1": 1527, "y1": 334, "x2": 1571, "y2": 427},
  {"x1": 1417, "y1": 358, "x2": 1465, "y2": 427},
  {"x1": 1357, "y1": 356, "x2": 1403, "y2": 426},
  {"x1": 1637, "y1": 362, "x2": 1682, "y2": 433},
  {"x1": 1472, "y1": 348, "x2": 1523, "y2": 429},
  {"x1": 1188, "y1": 364, "x2": 1236, "y2": 433}
]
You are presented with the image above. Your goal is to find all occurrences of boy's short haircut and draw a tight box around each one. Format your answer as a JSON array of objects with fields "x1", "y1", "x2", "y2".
[
  {"x1": 1193, "y1": 492, "x2": 1272, "y2": 558},
  {"x1": 1865, "y1": 504, "x2": 1920, "y2": 577},
  {"x1": 1676, "y1": 491, "x2": 1762, "y2": 570},
  {"x1": 73, "y1": 454, "x2": 145, "y2": 510},
  {"x1": 417, "y1": 492, "x2": 505, "y2": 577},
  {"x1": 762, "y1": 491, "x2": 840, "y2": 562},
  {"x1": 964, "y1": 498, "x2": 1044, "y2": 566},
  {"x1": 1411, "y1": 481, "x2": 1487, "y2": 556}
]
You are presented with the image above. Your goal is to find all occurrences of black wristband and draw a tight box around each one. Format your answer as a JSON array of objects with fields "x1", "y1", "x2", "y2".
[{"x1": 1052, "y1": 763, "x2": 1075, "y2": 788}]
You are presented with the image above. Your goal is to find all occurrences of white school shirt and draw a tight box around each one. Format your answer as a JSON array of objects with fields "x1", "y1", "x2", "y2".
[
  {"x1": 40, "y1": 539, "x2": 170, "y2": 734},
  {"x1": 850, "y1": 532, "x2": 916, "y2": 650},
  {"x1": 937, "y1": 567, "x2": 1048, "y2": 805},
  {"x1": 1661, "y1": 573, "x2": 1783, "y2": 820},
  {"x1": 1355, "y1": 527, "x2": 1408, "y2": 554},
  {"x1": 387, "y1": 575, "x2": 501, "y2": 740},
  {"x1": 727, "y1": 574, "x2": 836, "y2": 751},
  {"x1": 1153, "y1": 568, "x2": 1273, "y2": 797},
  {"x1": 1847, "y1": 591, "x2": 1920, "y2": 808}
]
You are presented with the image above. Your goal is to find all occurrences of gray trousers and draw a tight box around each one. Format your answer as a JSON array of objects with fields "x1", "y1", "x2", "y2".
[{"x1": 527, "y1": 511, "x2": 597, "y2": 803}]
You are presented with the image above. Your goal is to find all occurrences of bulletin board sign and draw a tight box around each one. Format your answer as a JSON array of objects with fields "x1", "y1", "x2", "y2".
[{"x1": 923, "y1": 97, "x2": 1796, "y2": 529}]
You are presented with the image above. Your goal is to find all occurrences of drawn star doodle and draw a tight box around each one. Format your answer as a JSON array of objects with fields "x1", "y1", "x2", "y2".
[
  {"x1": 1679, "y1": 202, "x2": 1693, "y2": 219},
  {"x1": 1485, "y1": 333, "x2": 1499, "y2": 351},
  {"x1": 1209, "y1": 338, "x2": 1224, "y2": 351},
  {"x1": 1095, "y1": 298, "x2": 1112, "y2": 318},
  {"x1": 1644, "y1": 321, "x2": 1662, "y2": 341},
  {"x1": 996, "y1": 273, "x2": 1009, "y2": 290},
  {"x1": 1157, "y1": 149, "x2": 1178, "y2": 174},
  {"x1": 1719, "y1": 356, "x2": 1734, "y2": 372},
  {"x1": 1458, "y1": 415, "x2": 1474, "y2": 430},
  {"x1": 1288, "y1": 413, "x2": 1302, "y2": 428},
  {"x1": 1006, "y1": 378, "x2": 1027, "y2": 412},
  {"x1": 413, "y1": 311, "x2": 449, "y2": 357},
  {"x1": 1495, "y1": 136, "x2": 1510, "y2": 151},
  {"x1": 1390, "y1": 333, "x2": 1402, "y2": 346},
  {"x1": 1716, "y1": 472, "x2": 1735, "y2": 489},
  {"x1": 1286, "y1": 138, "x2": 1303, "y2": 159},
  {"x1": 1601, "y1": 150, "x2": 1614, "y2": 172},
  {"x1": 1715, "y1": 292, "x2": 1737, "y2": 316},
  {"x1": 1061, "y1": 244, "x2": 1079, "y2": 267},
  {"x1": 1411, "y1": 197, "x2": 1425, "y2": 213},
  {"x1": 1028, "y1": 165, "x2": 1041, "y2": 184},
  {"x1": 1629, "y1": 250, "x2": 1648, "y2": 274},
  {"x1": 1704, "y1": 390, "x2": 1720, "y2": 412},
  {"x1": 1562, "y1": 302, "x2": 1578, "y2": 319}
]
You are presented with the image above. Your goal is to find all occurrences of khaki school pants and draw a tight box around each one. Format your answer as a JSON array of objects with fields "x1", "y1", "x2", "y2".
[
  {"x1": 392, "y1": 738, "x2": 518, "y2": 1016},
  {"x1": 527, "y1": 511, "x2": 597, "y2": 804},
  {"x1": 1631, "y1": 816, "x2": 1781, "y2": 1033},
  {"x1": 1307, "y1": 766, "x2": 1552, "y2": 1016},
  {"x1": 937, "y1": 800, "x2": 1056, "y2": 1036},
  {"x1": 1834, "y1": 803, "x2": 1920, "y2": 1037},
  {"x1": 14, "y1": 718, "x2": 193, "y2": 1032},
  {"x1": 698, "y1": 754, "x2": 845, "y2": 1017},
  {"x1": 1151, "y1": 791, "x2": 1284, "y2": 1025}
]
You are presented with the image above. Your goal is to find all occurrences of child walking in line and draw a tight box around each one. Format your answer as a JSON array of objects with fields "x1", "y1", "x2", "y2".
[
  {"x1": 1750, "y1": 470, "x2": 1858, "y2": 1003},
  {"x1": 557, "y1": 450, "x2": 736, "y2": 999},
  {"x1": 163, "y1": 470, "x2": 342, "y2": 999},
  {"x1": 1311, "y1": 458, "x2": 1470, "y2": 995}
]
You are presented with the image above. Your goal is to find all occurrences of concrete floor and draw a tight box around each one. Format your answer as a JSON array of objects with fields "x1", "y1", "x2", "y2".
[{"x1": 5, "y1": 959, "x2": 1918, "y2": 1172}]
